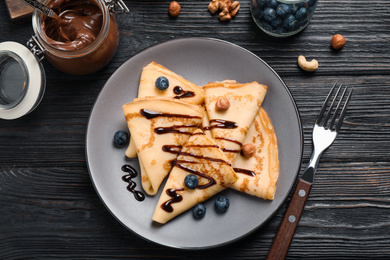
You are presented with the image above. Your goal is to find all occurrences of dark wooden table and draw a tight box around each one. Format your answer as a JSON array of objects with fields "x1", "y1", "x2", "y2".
[{"x1": 1, "y1": 0, "x2": 390, "y2": 259}]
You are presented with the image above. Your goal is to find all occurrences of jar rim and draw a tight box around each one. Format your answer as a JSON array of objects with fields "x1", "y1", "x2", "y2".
[{"x1": 32, "y1": 0, "x2": 110, "y2": 58}]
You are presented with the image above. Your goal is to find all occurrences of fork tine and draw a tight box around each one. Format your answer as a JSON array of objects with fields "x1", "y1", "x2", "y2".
[
  {"x1": 322, "y1": 84, "x2": 343, "y2": 127},
  {"x1": 316, "y1": 82, "x2": 337, "y2": 125},
  {"x1": 335, "y1": 88, "x2": 353, "y2": 132},
  {"x1": 328, "y1": 87, "x2": 348, "y2": 129}
]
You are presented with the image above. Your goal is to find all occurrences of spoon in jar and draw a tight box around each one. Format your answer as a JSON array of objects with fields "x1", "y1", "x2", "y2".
[{"x1": 22, "y1": 0, "x2": 60, "y2": 20}]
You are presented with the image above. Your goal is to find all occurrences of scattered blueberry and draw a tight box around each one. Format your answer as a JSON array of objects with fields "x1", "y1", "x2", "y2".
[
  {"x1": 295, "y1": 7, "x2": 308, "y2": 20},
  {"x1": 184, "y1": 174, "x2": 199, "y2": 189},
  {"x1": 193, "y1": 204, "x2": 206, "y2": 219},
  {"x1": 214, "y1": 196, "x2": 230, "y2": 213},
  {"x1": 155, "y1": 76, "x2": 169, "y2": 91},
  {"x1": 114, "y1": 130, "x2": 129, "y2": 147},
  {"x1": 276, "y1": 4, "x2": 292, "y2": 18},
  {"x1": 263, "y1": 7, "x2": 276, "y2": 22},
  {"x1": 283, "y1": 14, "x2": 297, "y2": 31}
]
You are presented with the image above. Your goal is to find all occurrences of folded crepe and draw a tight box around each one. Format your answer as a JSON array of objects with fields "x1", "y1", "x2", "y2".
[
  {"x1": 152, "y1": 129, "x2": 238, "y2": 224},
  {"x1": 203, "y1": 81, "x2": 267, "y2": 164},
  {"x1": 231, "y1": 107, "x2": 279, "y2": 200},
  {"x1": 122, "y1": 97, "x2": 205, "y2": 196},
  {"x1": 126, "y1": 61, "x2": 205, "y2": 158}
]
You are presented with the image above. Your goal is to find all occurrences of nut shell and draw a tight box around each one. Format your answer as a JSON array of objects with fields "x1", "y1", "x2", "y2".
[
  {"x1": 331, "y1": 34, "x2": 346, "y2": 50},
  {"x1": 215, "y1": 98, "x2": 230, "y2": 111},
  {"x1": 241, "y1": 143, "x2": 255, "y2": 157},
  {"x1": 169, "y1": 1, "x2": 181, "y2": 17}
]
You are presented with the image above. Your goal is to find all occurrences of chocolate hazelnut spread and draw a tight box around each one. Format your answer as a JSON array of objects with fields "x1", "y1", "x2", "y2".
[
  {"x1": 32, "y1": 0, "x2": 120, "y2": 75},
  {"x1": 43, "y1": 0, "x2": 103, "y2": 51}
]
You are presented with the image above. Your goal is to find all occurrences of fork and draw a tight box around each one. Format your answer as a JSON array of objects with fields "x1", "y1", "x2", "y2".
[{"x1": 266, "y1": 83, "x2": 353, "y2": 260}]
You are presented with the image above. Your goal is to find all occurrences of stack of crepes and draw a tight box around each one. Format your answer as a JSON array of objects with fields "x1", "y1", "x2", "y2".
[{"x1": 122, "y1": 62, "x2": 279, "y2": 224}]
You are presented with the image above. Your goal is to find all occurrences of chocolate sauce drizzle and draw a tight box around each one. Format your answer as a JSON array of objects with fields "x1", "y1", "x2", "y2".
[
  {"x1": 173, "y1": 86, "x2": 195, "y2": 99},
  {"x1": 175, "y1": 161, "x2": 216, "y2": 189},
  {"x1": 155, "y1": 125, "x2": 199, "y2": 135},
  {"x1": 204, "y1": 119, "x2": 238, "y2": 130},
  {"x1": 161, "y1": 188, "x2": 184, "y2": 212},
  {"x1": 162, "y1": 145, "x2": 182, "y2": 154},
  {"x1": 121, "y1": 165, "x2": 145, "y2": 201},
  {"x1": 140, "y1": 109, "x2": 201, "y2": 120},
  {"x1": 214, "y1": 137, "x2": 242, "y2": 153},
  {"x1": 233, "y1": 167, "x2": 256, "y2": 177}
]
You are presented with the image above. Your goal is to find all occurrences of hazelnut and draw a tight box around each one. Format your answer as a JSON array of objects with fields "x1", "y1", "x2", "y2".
[
  {"x1": 215, "y1": 98, "x2": 230, "y2": 111},
  {"x1": 242, "y1": 143, "x2": 255, "y2": 157},
  {"x1": 331, "y1": 34, "x2": 346, "y2": 50},
  {"x1": 169, "y1": 1, "x2": 181, "y2": 17}
]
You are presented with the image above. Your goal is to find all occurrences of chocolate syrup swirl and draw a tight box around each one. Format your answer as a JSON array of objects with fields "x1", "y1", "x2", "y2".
[
  {"x1": 155, "y1": 125, "x2": 199, "y2": 135},
  {"x1": 121, "y1": 165, "x2": 145, "y2": 201},
  {"x1": 140, "y1": 109, "x2": 201, "y2": 120},
  {"x1": 173, "y1": 86, "x2": 196, "y2": 99},
  {"x1": 233, "y1": 167, "x2": 256, "y2": 177},
  {"x1": 204, "y1": 119, "x2": 238, "y2": 130},
  {"x1": 161, "y1": 188, "x2": 184, "y2": 212},
  {"x1": 175, "y1": 161, "x2": 216, "y2": 189}
]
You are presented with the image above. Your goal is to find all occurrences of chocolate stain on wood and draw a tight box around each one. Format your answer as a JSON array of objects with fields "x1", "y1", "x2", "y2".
[{"x1": 5, "y1": 0, "x2": 34, "y2": 23}]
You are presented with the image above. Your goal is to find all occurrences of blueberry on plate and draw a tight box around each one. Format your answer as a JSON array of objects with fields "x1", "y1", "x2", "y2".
[
  {"x1": 193, "y1": 204, "x2": 206, "y2": 219},
  {"x1": 263, "y1": 7, "x2": 276, "y2": 22},
  {"x1": 276, "y1": 4, "x2": 292, "y2": 18},
  {"x1": 184, "y1": 174, "x2": 199, "y2": 189},
  {"x1": 114, "y1": 130, "x2": 129, "y2": 147},
  {"x1": 295, "y1": 7, "x2": 308, "y2": 20},
  {"x1": 155, "y1": 76, "x2": 169, "y2": 91},
  {"x1": 214, "y1": 196, "x2": 230, "y2": 213},
  {"x1": 283, "y1": 14, "x2": 297, "y2": 31}
]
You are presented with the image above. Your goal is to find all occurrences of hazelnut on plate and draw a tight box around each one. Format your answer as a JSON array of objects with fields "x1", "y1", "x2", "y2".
[
  {"x1": 215, "y1": 97, "x2": 230, "y2": 111},
  {"x1": 241, "y1": 143, "x2": 255, "y2": 157}
]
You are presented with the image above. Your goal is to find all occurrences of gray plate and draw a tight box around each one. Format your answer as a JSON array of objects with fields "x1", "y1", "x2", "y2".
[{"x1": 86, "y1": 38, "x2": 303, "y2": 250}]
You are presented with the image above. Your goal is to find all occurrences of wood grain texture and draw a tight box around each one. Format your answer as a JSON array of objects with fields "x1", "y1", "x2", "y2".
[{"x1": 1, "y1": 0, "x2": 390, "y2": 259}]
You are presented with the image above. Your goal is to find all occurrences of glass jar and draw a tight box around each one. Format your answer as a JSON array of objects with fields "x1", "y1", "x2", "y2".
[
  {"x1": 251, "y1": 0, "x2": 318, "y2": 37},
  {"x1": 31, "y1": 0, "x2": 128, "y2": 75}
]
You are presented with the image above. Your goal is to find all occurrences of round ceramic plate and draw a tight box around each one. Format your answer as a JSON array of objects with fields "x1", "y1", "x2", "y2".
[{"x1": 86, "y1": 38, "x2": 303, "y2": 249}]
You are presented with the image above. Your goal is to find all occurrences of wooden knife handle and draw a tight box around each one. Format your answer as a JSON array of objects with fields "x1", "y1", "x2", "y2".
[{"x1": 266, "y1": 178, "x2": 312, "y2": 260}]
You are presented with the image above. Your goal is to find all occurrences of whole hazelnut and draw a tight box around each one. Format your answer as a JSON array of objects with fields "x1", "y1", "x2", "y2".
[
  {"x1": 215, "y1": 98, "x2": 230, "y2": 111},
  {"x1": 241, "y1": 143, "x2": 255, "y2": 157},
  {"x1": 331, "y1": 34, "x2": 346, "y2": 50},
  {"x1": 169, "y1": 1, "x2": 181, "y2": 17}
]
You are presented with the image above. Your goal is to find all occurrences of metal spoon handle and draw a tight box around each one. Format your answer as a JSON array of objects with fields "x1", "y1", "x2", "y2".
[{"x1": 22, "y1": 0, "x2": 57, "y2": 18}]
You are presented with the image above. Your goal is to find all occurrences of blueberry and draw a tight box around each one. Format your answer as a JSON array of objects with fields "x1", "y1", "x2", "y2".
[
  {"x1": 193, "y1": 204, "x2": 206, "y2": 219},
  {"x1": 214, "y1": 196, "x2": 230, "y2": 213},
  {"x1": 305, "y1": 0, "x2": 317, "y2": 7},
  {"x1": 268, "y1": 0, "x2": 279, "y2": 9},
  {"x1": 283, "y1": 14, "x2": 297, "y2": 31},
  {"x1": 276, "y1": 4, "x2": 292, "y2": 18},
  {"x1": 114, "y1": 130, "x2": 129, "y2": 147},
  {"x1": 271, "y1": 17, "x2": 282, "y2": 27},
  {"x1": 252, "y1": 6, "x2": 263, "y2": 19},
  {"x1": 275, "y1": 26, "x2": 285, "y2": 34},
  {"x1": 184, "y1": 174, "x2": 199, "y2": 189},
  {"x1": 263, "y1": 7, "x2": 276, "y2": 22},
  {"x1": 155, "y1": 76, "x2": 169, "y2": 91},
  {"x1": 261, "y1": 22, "x2": 273, "y2": 32},
  {"x1": 295, "y1": 7, "x2": 308, "y2": 20}
]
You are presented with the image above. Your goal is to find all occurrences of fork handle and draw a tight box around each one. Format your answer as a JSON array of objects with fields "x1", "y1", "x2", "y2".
[{"x1": 266, "y1": 178, "x2": 312, "y2": 260}]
